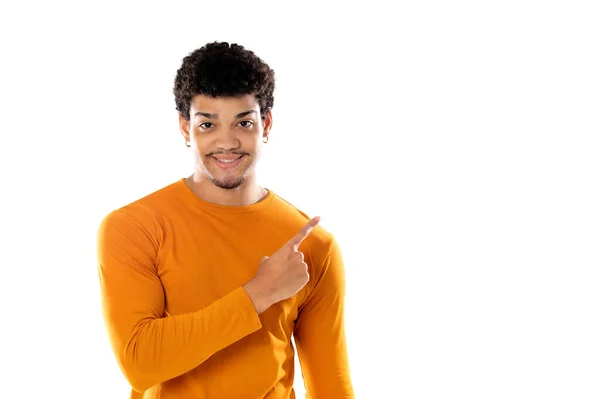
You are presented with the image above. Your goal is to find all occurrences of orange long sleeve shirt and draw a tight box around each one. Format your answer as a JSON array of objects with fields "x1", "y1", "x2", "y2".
[{"x1": 96, "y1": 179, "x2": 354, "y2": 399}]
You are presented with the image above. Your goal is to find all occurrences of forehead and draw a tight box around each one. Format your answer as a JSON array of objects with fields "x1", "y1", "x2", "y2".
[{"x1": 190, "y1": 94, "x2": 260, "y2": 116}]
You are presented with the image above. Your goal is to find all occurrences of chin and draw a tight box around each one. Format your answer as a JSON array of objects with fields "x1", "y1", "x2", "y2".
[{"x1": 210, "y1": 176, "x2": 246, "y2": 190}]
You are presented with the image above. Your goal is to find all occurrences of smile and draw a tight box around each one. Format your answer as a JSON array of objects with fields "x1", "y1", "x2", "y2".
[{"x1": 211, "y1": 155, "x2": 244, "y2": 169}]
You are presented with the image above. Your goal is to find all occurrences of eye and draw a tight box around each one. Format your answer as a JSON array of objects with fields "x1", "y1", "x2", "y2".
[
  {"x1": 199, "y1": 122, "x2": 213, "y2": 129},
  {"x1": 238, "y1": 120, "x2": 254, "y2": 128}
]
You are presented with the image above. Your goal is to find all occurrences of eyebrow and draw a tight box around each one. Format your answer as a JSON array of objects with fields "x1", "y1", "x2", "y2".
[{"x1": 194, "y1": 110, "x2": 257, "y2": 119}]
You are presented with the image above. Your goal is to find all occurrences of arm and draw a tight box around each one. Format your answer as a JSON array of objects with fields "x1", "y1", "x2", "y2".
[
  {"x1": 97, "y1": 209, "x2": 263, "y2": 392},
  {"x1": 293, "y1": 237, "x2": 355, "y2": 399}
]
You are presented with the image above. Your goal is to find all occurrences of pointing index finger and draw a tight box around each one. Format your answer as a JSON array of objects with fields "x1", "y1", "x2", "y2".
[{"x1": 289, "y1": 216, "x2": 321, "y2": 251}]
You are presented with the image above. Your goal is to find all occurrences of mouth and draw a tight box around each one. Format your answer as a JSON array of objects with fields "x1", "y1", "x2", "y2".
[{"x1": 211, "y1": 155, "x2": 245, "y2": 169}]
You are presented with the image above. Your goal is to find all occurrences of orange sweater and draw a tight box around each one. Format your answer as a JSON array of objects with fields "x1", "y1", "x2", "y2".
[{"x1": 96, "y1": 179, "x2": 354, "y2": 399}]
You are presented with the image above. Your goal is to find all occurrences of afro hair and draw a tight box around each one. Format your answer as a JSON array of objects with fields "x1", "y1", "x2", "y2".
[{"x1": 173, "y1": 41, "x2": 275, "y2": 121}]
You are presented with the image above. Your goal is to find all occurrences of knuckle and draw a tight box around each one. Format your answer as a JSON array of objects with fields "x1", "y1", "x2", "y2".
[{"x1": 289, "y1": 252, "x2": 302, "y2": 262}]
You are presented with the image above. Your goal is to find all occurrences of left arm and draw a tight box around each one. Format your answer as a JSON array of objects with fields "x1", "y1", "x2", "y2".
[{"x1": 294, "y1": 237, "x2": 355, "y2": 399}]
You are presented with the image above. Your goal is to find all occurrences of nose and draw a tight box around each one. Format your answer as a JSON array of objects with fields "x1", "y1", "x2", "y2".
[{"x1": 215, "y1": 127, "x2": 241, "y2": 151}]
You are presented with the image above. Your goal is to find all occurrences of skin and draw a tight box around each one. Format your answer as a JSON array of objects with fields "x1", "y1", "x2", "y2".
[
  {"x1": 179, "y1": 93, "x2": 273, "y2": 207},
  {"x1": 178, "y1": 93, "x2": 320, "y2": 312}
]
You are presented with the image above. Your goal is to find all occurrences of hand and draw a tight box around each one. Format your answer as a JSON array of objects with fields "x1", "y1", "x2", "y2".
[{"x1": 243, "y1": 216, "x2": 321, "y2": 314}]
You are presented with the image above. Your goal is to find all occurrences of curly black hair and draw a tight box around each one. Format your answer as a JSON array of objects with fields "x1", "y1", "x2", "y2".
[{"x1": 174, "y1": 41, "x2": 275, "y2": 121}]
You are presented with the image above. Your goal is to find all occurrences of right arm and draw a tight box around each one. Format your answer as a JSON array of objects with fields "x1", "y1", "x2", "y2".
[{"x1": 96, "y1": 209, "x2": 263, "y2": 392}]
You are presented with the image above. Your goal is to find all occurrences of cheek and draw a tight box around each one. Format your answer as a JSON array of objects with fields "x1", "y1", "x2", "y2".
[
  {"x1": 193, "y1": 151, "x2": 208, "y2": 166},
  {"x1": 252, "y1": 145, "x2": 263, "y2": 162}
]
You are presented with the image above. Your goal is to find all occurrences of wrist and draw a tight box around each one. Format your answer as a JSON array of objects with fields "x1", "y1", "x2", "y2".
[{"x1": 242, "y1": 280, "x2": 273, "y2": 314}]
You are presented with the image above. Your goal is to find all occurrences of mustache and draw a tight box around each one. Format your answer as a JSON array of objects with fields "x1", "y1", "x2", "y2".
[{"x1": 207, "y1": 151, "x2": 249, "y2": 157}]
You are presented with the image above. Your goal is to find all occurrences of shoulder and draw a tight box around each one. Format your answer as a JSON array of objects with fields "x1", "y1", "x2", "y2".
[
  {"x1": 98, "y1": 180, "x2": 183, "y2": 240},
  {"x1": 270, "y1": 191, "x2": 338, "y2": 261},
  {"x1": 269, "y1": 193, "x2": 347, "y2": 300}
]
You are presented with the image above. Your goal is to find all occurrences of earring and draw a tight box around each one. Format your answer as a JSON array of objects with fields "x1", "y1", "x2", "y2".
[
  {"x1": 262, "y1": 136, "x2": 269, "y2": 144},
  {"x1": 185, "y1": 141, "x2": 190, "y2": 147}
]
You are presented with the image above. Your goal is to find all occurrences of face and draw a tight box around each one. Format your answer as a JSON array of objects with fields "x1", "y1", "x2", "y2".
[{"x1": 179, "y1": 94, "x2": 272, "y2": 190}]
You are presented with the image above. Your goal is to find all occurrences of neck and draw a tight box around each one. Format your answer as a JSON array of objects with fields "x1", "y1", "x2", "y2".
[{"x1": 184, "y1": 173, "x2": 268, "y2": 207}]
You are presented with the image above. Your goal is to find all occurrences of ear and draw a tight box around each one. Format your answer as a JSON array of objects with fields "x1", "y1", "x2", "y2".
[
  {"x1": 262, "y1": 108, "x2": 273, "y2": 141},
  {"x1": 179, "y1": 114, "x2": 190, "y2": 144}
]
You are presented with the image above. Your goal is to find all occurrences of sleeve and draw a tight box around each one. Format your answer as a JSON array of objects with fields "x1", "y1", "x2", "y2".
[
  {"x1": 96, "y1": 209, "x2": 263, "y2": 392},
  {"x1": 293, "y1": 236, "x2": 355, "y2": 399}
]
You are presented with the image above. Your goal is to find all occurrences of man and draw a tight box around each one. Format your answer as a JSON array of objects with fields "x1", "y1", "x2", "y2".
[{"x1": 97, "y1": 41, "x2": 354, "y2": 399}]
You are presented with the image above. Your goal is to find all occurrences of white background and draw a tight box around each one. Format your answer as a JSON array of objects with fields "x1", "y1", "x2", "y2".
[{"x1": 0, "y1": 1, "x2": 598, "y2": 398}]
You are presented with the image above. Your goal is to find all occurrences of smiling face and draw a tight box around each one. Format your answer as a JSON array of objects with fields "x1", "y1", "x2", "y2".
[{"x1": 179, "y1": 94, "x2": 272, "y2": 190}]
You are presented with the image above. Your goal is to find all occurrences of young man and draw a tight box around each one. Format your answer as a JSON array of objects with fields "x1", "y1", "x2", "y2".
[{"x1": 97, "y1": 42, "x2": 354, "y2": 399}]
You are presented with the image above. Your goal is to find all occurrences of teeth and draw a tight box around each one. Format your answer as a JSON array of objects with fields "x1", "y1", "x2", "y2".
[{"x1": 216, "y1": 158, "x2": 238, "y2": 163}]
